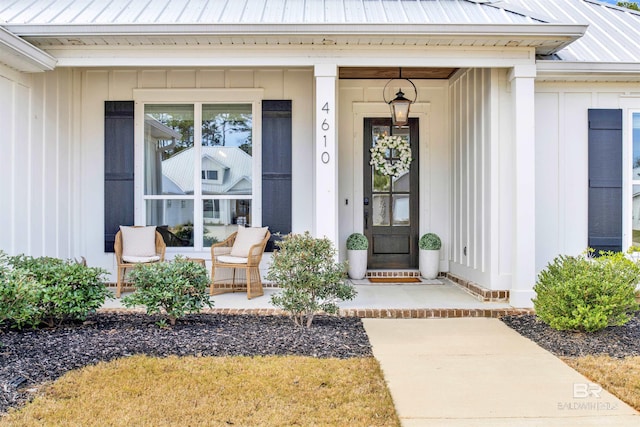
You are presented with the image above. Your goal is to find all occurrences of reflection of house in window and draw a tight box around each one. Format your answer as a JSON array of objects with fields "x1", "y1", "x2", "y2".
[
  {"x1": 162, "y1": 146, "x2": 252, "y2": 225},
  {"x1": 162, "y1": 146, "x2": 251, "y2": 195},
  {"x1": 144, "y1": 115, "x2": 182, "y2": 197},
  {"x1": 204, "y1": 199, "x2": 220, "y2": 219},
  {"x1": 202, "y1": 170, "x2": 219, "y2": 181}
]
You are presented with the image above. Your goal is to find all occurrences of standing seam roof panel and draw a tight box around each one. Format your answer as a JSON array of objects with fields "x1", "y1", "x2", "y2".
[
  {"x1": 343, "y1": 0, "x2": 366, "y2": 23},
  {"x1": 0, "y1": 0, "x2": 556, "y2": 24},
  {"x1": 324, "y1": 0, "x2": 346, "y2": 23},
  {"x1": 282, "y1": 0, "x2": 304, "y2": 23},
  {"x1": 507, "y1": 0, "x2": 640, "y2": 62}
]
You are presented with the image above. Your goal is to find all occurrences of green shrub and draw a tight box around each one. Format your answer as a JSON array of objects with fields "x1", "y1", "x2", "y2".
[
  {"x1": 533, "y1": 251, "x2": 640, "y2": 332},
  {"x1": 0, "y1": 253, "x2": 110, "y2": 328},
  {"x1": 419, "y1": 233, "x2": 441, "y2": 250},
  {"x1": 346, "y1": 233, "x2": 368, "y2": 250},
  {"x1": 267, "y1": 232, "x2": 356, "y2": 327},
  {"x1": 122, "y1": 256, "x2": 212, "y2": 326},
  {"x1": 0, "y1": 262, "x2": 45, "y2": 329}
]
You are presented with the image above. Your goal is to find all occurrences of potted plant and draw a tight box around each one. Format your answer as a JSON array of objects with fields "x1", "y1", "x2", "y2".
[
  {"x1": 346, "y1": 233, "x2": 368, "y2": 280},
  {"x1": 419, "y1": 233, "x2": 441, "y2": 279}
]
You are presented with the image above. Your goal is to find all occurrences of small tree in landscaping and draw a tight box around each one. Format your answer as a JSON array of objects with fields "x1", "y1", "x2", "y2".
[
  {"x1": 267, "y1": 232, "x2": 356, "y2": 328},
  {"x1": 122, "y1": 256, "x2": 212, "y2": 326},
  {"x1": 533, "y1": 250, "x2": 640, "y2": 332}
]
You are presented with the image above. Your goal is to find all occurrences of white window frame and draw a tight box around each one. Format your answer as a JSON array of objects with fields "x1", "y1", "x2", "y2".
[
  {"x1": 133, "y1": 89, "x2": 264, "y2": 257},
  {"x1": 624, "y1": 107, "x2": 640, "y2": 250}
]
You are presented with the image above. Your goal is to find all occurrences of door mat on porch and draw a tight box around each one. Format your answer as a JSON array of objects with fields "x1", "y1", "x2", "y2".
[{"x1": 368, "y1": 277, "x2": 422, "y2": 283}]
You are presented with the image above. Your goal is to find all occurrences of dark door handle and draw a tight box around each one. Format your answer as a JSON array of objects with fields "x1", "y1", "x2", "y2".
[{"x1": 364, "y1": 210, "x2": 369, "y2": 229}]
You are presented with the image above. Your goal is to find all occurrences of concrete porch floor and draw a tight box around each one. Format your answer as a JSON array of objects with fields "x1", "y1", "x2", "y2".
[{"x1": 102, "y1": 278, "x2": 516, "y2": 314}]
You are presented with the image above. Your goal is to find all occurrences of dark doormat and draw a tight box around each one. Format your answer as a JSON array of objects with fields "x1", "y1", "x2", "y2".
[{"x1": 368, "y1": 277, "x2": 422, "y2": 283}]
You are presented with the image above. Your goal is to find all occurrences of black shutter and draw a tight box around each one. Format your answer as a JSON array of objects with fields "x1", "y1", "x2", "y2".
[
  {"x1": 588, "y1": 109, "x2": 623, "y2": 253},
  {"x1": 262, "y1": 100, "x2": 292, "y2": 251},
  {"x1": 104, "y1": 101, "x2": 135, "y2": 252}
]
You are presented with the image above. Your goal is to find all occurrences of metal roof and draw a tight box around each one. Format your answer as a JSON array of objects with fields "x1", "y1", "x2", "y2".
[
  {"x1": 507, "y1": 0, "x2": 640, "y2": 63},
  {"x1": 162, "y1": 146, "x2": 252, "y2": 195},
  {"x1": 0, "y1": 0, "x2": 548, "y2": 25},
  {"x1": 0, "y1": 0, "x2": 638, "y2": 72}
]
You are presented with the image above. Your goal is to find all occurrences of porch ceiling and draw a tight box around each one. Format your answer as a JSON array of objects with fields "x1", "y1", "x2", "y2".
[{"x1": 339, "y1": 67, "x2": 457, "y2": 79}]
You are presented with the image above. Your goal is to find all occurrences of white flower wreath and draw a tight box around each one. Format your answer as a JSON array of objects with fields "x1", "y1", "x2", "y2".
[{"x1": 369, "y1": 135, "x2": 412, "y2": 178}]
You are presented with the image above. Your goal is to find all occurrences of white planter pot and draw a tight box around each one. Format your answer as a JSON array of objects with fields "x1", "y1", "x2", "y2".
[
  {"x1": 347, "y1": 250, "x2": 368, "y2": 280},
  {"x1": 419, "y1": 249, "x2": 440, "y2": 279}
]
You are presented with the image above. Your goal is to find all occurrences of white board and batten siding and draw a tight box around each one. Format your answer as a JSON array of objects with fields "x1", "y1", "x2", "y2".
[
  {"x1": 448, "y1": 68, "x2": 517, "y2": 290},
  {"x1": 535, "y1": 81, "x2": 640, "y2": 274},
  {"x1": 0, "y1": 67, "x2": 76, "y2": 260}
]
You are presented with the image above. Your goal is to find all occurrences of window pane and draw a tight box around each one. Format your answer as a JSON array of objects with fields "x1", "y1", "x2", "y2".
[
  {"x1": 203, "y1": 199, "x2": 252, "y2": 247},
  {"x1": 146, "y1": 199, "x2": 194, "y2": 247},
  {"x1": 373, "y1": 195, "x2": 390, "y2": 226},
  {"x1": 372, "y1": 126, "x2": 391, "y2": 157},
  {"x1": 633, "y1": 113, "x2": 640, "y2": 179},
  {"x1": 202, "y1": 104, "x2": 253, "y2": 195},
  {"x1": 634, "y1": 184, "x2": 640, "y2": 246},
  {"x1": 373, "y1": 169, "x2": 390, "y2": 192},
  {"x1": 392, "y1": 173, "x2": 410, "y2": 192},
  {"x1": 144, "y1": 105, "x2": 194, "y2": 195},
  {"x1": 393, "y1": 195, "x2": 410, "y2": 226}
]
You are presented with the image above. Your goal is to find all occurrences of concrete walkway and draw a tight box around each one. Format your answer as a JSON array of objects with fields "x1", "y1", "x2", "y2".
[{"x1": 363, "y1": 318, "x2": 640, "y2": 426}]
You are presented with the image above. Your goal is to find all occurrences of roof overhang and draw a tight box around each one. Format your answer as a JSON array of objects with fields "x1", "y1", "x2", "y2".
[
  {"x1": 537, "y1": 60, "x2": 640, "y2": 81},
  {"x1": 0, "y1": 26, "x2": 57, "y2": 72},
  {"x1": 6, "y1": 22, "x2": 587, "y2": 57}
]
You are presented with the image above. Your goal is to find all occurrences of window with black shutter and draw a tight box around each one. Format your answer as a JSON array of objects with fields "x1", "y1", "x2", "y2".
[{"x1": 588, "y1": 109, "x2": 623, "y2": 253}]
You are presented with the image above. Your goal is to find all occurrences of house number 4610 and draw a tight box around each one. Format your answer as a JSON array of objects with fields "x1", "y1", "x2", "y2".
[{"x1": 320, "y1": 102, "x2": 331, "y2": 164}]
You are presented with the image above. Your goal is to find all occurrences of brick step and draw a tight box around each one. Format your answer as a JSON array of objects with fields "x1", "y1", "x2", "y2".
[{"x1": 366, "y1": 269, "x2": 422, "y2": 278}]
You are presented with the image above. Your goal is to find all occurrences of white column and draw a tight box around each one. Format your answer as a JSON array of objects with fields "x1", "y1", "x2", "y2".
[
  {"x1": 314, "y1": 64, "x2": 338, "y2": 247},
  {"x1": 509, "y1": 65, "x2": 536, "y2": 308}
]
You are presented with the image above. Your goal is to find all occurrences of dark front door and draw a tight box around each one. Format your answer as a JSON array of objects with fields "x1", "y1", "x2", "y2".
[{"x1": 364, "y1": 118, "x2": 419, "y2": 268}]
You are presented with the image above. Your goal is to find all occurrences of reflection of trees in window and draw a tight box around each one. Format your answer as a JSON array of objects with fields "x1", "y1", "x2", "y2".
[
  {"x1": 202, "y1": 112, "x2": 252, "y2": 148},
  {"x1": 147, "y1": 113, "x2": 194, "y2": 160}
]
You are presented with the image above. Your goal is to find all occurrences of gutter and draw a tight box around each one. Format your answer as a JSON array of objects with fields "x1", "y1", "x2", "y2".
[
  {"x1": 5, "y1": 22, "x2": 587, "y2": 39},
  {"x1": 537, "y1": 60, "x2": 640, "y2": 74},
  {"x1": 0, "y1": 26, "x2": 56, "y2": 72}
]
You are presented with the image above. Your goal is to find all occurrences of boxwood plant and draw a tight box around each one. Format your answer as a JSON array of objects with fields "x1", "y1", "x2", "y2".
[
  {"x1": 0, "y1": 252, "x2": 110, "y2": 329},
  {"x1": 346, "y1": 233, "x2": 368, "y2": 250},
  {"x1": 122, "y1": 256, "x2": 212, "y2": 326},
  {"x1": 533, "y1": 250, "x2": 640, "y2": 332},
  {"x1": 419, "y1": 233, "x2": 441, "y2": 250}
]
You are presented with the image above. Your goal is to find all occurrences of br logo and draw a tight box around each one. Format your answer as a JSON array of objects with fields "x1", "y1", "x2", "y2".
[{"x1": 573, "y1": 383, "x2": 602, "y2": 398}]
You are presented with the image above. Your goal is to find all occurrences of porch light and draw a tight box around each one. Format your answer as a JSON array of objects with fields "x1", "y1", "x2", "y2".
[{"x1": 383, "y1": 70, "x2": 417, "y2": 127}]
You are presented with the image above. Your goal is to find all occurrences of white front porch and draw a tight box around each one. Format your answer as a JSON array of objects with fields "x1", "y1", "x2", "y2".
[{"x1": 103, "y1": 277, "x2": 518, "y2": 317}]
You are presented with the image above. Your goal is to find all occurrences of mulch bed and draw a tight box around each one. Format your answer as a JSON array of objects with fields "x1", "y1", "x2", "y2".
[
  {"x1": 500, "y1": 312, "x2": 640, "y2": 358},
  {"x1": 0, "y1": 312, "x2": 372, "y2": 414}
]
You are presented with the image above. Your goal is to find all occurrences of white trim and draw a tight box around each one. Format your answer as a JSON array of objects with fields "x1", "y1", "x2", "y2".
[
  {"x1": 0, "y1": 26, "x2": 56, "y2": 72},
  {"x1": 622, "y1": 101, "x2": 640, "y2": 250},
  {"x1": 133, "y1": 89, "x2": 263, "y2": 103},
  {"x1": 45, "y1": 45, "x2": 540, "y2": 68},
  {"x1": 8, "y1": 22, "x2": 586, "y2": 40}
]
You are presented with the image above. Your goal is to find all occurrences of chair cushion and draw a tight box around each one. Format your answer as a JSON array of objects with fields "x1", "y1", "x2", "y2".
[
  {"x1": 217, "y1": 255, "x2": 249, "y2": 264},
  {"x1": 120, "y1": 226, "x2": 157, "y2": 258},
  {"x1": 230, "y1": 226, "x2": 268, "y2": 257},
  {"x1": 122, "y1": 255, "x2": 161, "y2": 263}
]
